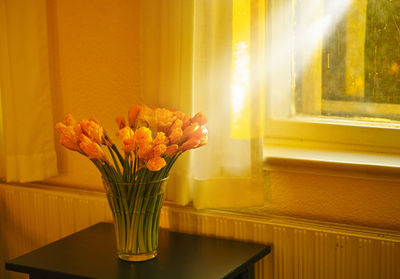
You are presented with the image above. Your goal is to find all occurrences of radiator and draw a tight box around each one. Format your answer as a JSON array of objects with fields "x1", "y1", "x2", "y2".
[{"x1": 1, "y1": 183, "x2": 400, "y2": 279}]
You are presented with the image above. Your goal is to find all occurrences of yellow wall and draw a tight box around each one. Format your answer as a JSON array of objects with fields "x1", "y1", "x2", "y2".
[
  {"x1": 265, "y1": 169, "x2": 400, "y2": 231},
  {"x1": 45, "y1": 0, "x2": 400, "y2": 232},
  {"x1": 45, "y1": 0, "x2": 141, "y2": 190}
]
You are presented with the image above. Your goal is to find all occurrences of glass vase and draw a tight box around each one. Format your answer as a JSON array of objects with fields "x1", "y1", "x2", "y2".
[{"x1": 103, "y1": 177, "x2": 168, "y2": 262}]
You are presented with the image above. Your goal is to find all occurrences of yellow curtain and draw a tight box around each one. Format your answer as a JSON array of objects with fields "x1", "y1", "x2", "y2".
[
  {"x1": 140, "y1": 0, "x2": 265, "y2": 209},
  {"x1": 0, "y1": 0, "x2": 57, "y2": 182}
]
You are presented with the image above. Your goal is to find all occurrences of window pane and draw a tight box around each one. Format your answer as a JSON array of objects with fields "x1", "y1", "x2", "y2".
[{"x1": 294, "y1": 0, "x2": 400, "y2": 121}]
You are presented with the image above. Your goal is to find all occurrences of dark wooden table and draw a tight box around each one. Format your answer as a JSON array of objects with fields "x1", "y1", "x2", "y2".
[{"x1": 6, "y1": 222, "x2": 270, "y2": 279}]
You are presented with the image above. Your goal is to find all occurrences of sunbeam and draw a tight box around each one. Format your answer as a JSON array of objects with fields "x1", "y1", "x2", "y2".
[{"x1": 267, "y1": 0, "x2": 354, "y2": 117}]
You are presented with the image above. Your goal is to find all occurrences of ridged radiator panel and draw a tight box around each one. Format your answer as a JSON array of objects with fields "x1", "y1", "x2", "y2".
[
  {"x1": 160, "y1": 208, "x2": 400, "y2": 279},
  {"x1": 1, "y1": 183, "x2": 400, "y2": 279},
  {"x1": 0, "y1": 184, "x2": 113, "y2": 279}
]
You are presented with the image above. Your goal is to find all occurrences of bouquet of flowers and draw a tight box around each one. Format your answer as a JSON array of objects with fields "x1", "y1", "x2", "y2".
[{"x1": 55, "y1": 104, "x2": 208, "y2": 261}]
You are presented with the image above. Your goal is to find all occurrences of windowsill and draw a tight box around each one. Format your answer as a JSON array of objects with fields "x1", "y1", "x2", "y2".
[{"x1": 264, "y1": 142, "x2": 400, "y2": 181}]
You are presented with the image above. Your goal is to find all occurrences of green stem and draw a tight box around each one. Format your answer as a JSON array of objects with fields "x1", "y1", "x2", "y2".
[
  {"x1": 98, "y1": 149, "x2": 174, "y2": 255},
  {"x1": 111, "y1": 144, "x2": 125, "y2": 165},
  {"x1": 145, "y1": 181, "x2": 162, "y2": 251},
  {"x1": 123, "y1": 156, "x2": 129, "y2": 181},
  {"x1": 132, "y1": 155, "x2": 137, "y2": 182},
  {"x1": 138, "y1": 177, "x2": 155, "y2": 252},
  {"x1": 103, "y1": 167, "x2": 125, "y2": 248},
  {"x1": 93, "y1": 160, "x2": 124, "y2": 250},
  {"x1": 152, "y1": 190, "x2": 164, "y2": 249},
  {"x1": 104, "y1": 163, "x2": 132, "y2": 251},
  {"x1": 108, "y1": 146, "x2": 122, "y2": 177},
  {"x1": 130, "y1": 178, "x2": 146, "y2": 253}
]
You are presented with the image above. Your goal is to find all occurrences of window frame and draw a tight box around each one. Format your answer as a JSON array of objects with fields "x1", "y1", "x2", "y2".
[{"x1": 264, "y1": 0, "x2": 400, "y2": 165}]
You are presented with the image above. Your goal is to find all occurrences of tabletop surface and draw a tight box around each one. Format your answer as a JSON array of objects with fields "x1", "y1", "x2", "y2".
[{"x1": 6, "y1": 222, "x2": 270, "y2": 279}]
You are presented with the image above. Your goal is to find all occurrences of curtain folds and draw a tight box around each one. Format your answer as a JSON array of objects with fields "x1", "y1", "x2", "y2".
[
  {"x1": 140, "y1": 0, "x2": 194, "y2": 205},
  {"x1": 140, "y1": 0, "x2": 265, "y2": 209},
  {"x1": 0, "y1": 0, "x2": 57, "y2": 182}
]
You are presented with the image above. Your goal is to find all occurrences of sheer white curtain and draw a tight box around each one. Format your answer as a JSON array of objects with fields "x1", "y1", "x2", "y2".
[
  {"x1": 0, "y1": 0, "x2": 57, "y2": 182},
  {"x1": 140, "y1": 0, "x2": 266, "y2": 208},
  {"x1": 192, "y1": 0, "x2": 266, "y2": 208}
]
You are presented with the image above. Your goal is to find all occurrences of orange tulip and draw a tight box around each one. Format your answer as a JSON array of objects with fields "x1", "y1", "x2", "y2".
[
  {"x1": 199, "y1": 127, "x2": 208, "y2": 146},
  {"x1": 115, "y1": 116, "x2": 126, "y2": 129},
  {"x1": 180, "y1": 126, "x2": 208, "y2": 151},
  {"x1": 89, "y1": 117, "x2": 100, "y2": 123},
  {"x1": 153, "y1": 132, "x2": 168, "y2": 145},
  {"x1": 137, "y1": 144, "x2": 152, "y2": 160},
  {"x1": 64, "y1": 114, "x2": 76, "y2": 126},
  {"x1": 118, "y1": 126, "x2": 133, "y2": 139},
  {"x1": 55, "y1": 122, "x2": 73, "y2": 137},
  {"x1": 152, "y1": 144, "x2": 167, "y2": 157},
  {"x1": 172, "y1": 110, "x2": 191, "y2": 129},
  {"x1": 128, "y1": 104, "x2": 141, "y2": 126},
  {"x1": 59, "y1": 136, "x2": 80, "y2": 152},
  {"x1": 146, "y1": 156, "x2": 166, "y2": 171},
  {"x1": 55, "y1": 123, "x2": 80, "y2": 151},
  {"x1": 155, "y1": 108, "x2": 176, "y2": 132},
  {"x1": 118, "y1": 127, "x2": 135, "y2": 153},
  {"x1": 165, "y1": 144, "x2": 179, "y2": 156},
  {"x1": 73, "y1": 123, "x2": 83, "y2": 138},
  {"x1": 192, "y1": 126, "x2": 208, "y2": 141},
  {"x1": 80, "y1": 119, "x2": 104, "y2": 145},
  {"x1": 122, "y1": 138, "x2": 135, "y2": 153},
  {"x1": 137, "y1": 105, "x2": 156, "y2": 127},
  {"x1": 133, "y1": 127, "x2": 152, "y2": 148},
  {"x1": 180, "y1": 123, "x2": 200, "y2": 144},
  {"x1": 168, "y1": 119, "x2": 183, "y2": 144},
  {"x1": 180, "y1": 138, "x2": 201, "y2": 151},
  {"x1": 191, "y1": 112, "x2": 208, "y2": 125},
  {"x1": 56, "y1": 107, "x2": 208, "y2": 174},
  {"x1": 79, "y1": 134, "x2": 106, "y2": 161}
]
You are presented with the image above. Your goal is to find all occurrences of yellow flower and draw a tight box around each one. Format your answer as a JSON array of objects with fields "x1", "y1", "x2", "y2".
[
  {"x1": 146, "y1": 156, "x2": 166, "y2": 171},
  {"x1": 165, "y1": 144, "x2": 179, "y2": 156},
  {"x1": 133, "y1": 127, "x2": 152, "y2": 148},
  {"x1": 191, "y1": 112, "x2": 208, "y2": 125},
  {"x1": 168, "y1": 119, "x2": 183, "y2": 144},
  {"x1": 79, "y1": 118, "x2": 104, "y2": 145},
  {"x1": 79, "y1": 134, "x2": 106, "y2": 161},
  {"x1": 152, "y1": 144, "x2": 167, "y2": 157},
  {"x1": 118, "y1": 127, "x2": 135, "y2": 153},
  {"x1": 128, "y1": 104, "x2": 141, "y2": 126},
  {"x1": 55, "y1": 123, "x2": 80, "y2": 151}
]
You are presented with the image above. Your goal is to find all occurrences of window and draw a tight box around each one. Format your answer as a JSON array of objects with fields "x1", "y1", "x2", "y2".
[{"x1": 265, "y1": 0, "x2": 400, "y2": 156}]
